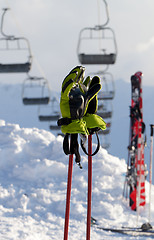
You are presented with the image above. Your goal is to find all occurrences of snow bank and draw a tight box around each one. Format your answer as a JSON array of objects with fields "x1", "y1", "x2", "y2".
[{"x1": 0, "y1": 120, "x2": 153, "y2": 239}]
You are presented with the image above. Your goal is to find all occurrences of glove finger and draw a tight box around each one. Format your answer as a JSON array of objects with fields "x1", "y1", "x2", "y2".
[
  {"x1": 85, "y1": 76, "x2": 101, "y2": 114},
  {"x1": 84, "y1": 82, "x2": 101, "y2": 115},
  {"x1": 83, "y1": 76, "x2": 91, "y2": 87},
  {"x1": 89, "y1": 76, "x2": 100, "y2": 89},
  {"x1": 61, "y1": 66, "x2": 85, "y2": 97}
]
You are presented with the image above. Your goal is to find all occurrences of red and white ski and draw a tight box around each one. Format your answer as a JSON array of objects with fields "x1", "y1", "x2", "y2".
[{"x1": 125, "y1": 72, "x2": 146, "y2": 211}]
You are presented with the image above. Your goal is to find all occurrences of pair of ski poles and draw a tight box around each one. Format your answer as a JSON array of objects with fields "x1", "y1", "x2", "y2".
[{"x1": 63, "y1": 135, "x2": 92, "y2": 240}]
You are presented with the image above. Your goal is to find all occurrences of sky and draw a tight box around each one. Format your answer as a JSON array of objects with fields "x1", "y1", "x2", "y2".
[{"x1": 0, "y1": 0, "x2": 154, "y2": 92}]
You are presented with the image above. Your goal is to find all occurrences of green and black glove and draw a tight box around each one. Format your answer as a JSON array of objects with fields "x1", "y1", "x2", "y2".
[
  {"x1": 57, "y1": 66, "x2": 106, "y2": 168},
  {"x1": 58, "y1": 66, "x2": 105, "y2": 135}
]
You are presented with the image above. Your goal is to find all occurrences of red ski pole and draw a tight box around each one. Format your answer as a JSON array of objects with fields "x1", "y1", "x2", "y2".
[
  {"x1": 86, "y1": 134, "x2": 92, "y2": 240},
  {"x1": 64, "y1": 154, "x2": 73, "y2": 240}
]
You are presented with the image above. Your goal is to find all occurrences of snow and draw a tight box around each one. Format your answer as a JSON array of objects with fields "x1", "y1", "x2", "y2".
[{"x1": 0, "y1": 118, "x2": 154, "y2": 239}]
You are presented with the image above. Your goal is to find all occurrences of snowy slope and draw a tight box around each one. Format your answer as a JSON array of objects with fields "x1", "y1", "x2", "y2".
[{"x1": 0, "y1": 119, "x2": 154, "y2": 240}]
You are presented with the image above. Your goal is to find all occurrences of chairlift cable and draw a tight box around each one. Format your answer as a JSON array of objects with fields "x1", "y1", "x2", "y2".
[{"x1": 33, "y1": 56, "x2": 51, "y2": 91}]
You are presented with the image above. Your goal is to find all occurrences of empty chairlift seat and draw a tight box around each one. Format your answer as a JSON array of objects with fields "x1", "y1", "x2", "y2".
[
  {"x1": 0, "y1": 9, "x2": 32, "y2": 73},
  {"x1": 0, "y1": 38, "x2": 32, "y2": 73},
  {"x1": 23, "y1": 97, "x2": 49, "y2": 105},
  {"x1": 77, "y1": 26, "x2": 117, "y2": 65},
  {"x1": 97, "y1": 100, "x2": 113, "y2": 119},
  {"x1": 97, "y1": 72, "x2": 115, "y2": 100},
  {"x1": 78, "y1": 53, "x2": 116, "y2": 65},
  {"x1": 98, "y1": 111, "x2": 112, "y2": 119},
  {"x1": 22, "y1": 76, "x2": 50, "y2": 105},
  {"x1": 98, "y1": 90, "x2": 114, "y2": 100},
  {"x1": 0, "y1": 61, "x2": 31, "y2": 73},
  {"x1": 39, "y1": 114, "x2": 60, "y2": 122},
  {"x1": 38, "y1": 97, "x2": 61, "y2": 121},
  {"x1": 49, "y1": 125, "x2": 61, "y2": 130}
]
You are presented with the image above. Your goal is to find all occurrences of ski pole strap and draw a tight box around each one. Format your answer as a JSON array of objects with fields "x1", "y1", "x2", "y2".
[
  {"x1": 80, "y1": 131, "x2": 100, "y2": 157},
  {"x1": 63, "y1": 134, "x2": 82, "y2": 169}
]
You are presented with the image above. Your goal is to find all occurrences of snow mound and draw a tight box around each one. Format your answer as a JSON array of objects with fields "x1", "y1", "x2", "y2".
[{"x1": 0, "y1": 120, "x2": 153, "y2": 239}]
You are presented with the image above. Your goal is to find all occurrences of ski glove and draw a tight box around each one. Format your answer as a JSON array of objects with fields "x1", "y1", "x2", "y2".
[
  {"x1": 58, "y1": 66, "x2": 105, "y2": 135},
  {"x1": 57, "y1": 66, "x2": 106, "y2": 167}
]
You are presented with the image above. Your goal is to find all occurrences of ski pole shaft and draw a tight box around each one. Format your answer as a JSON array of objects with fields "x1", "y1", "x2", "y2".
[
  {"x1": 149, "y1": 124, "x2": 154, "y2": 222},
  {"x1": 86, "y1": 134, "x2": 92, "y2": 240},
  {"x1": 64, "y1": 154, "x2": 73, "y2": 240}
]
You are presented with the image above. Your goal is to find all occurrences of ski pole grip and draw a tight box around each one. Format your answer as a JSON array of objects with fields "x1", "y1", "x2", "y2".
[{"x1": 150, "y1": 124, "x2": 154, "y2": 137}]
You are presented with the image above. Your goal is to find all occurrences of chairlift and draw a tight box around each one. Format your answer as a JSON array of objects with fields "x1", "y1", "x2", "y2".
[
  {"x1": 39, "y1": 114, "x2": 60, "y2": 122},
  {"x1": 97, "y1": 72, "x2": 115, "y2": 100},
  {"x1": 99, "y1": 132, "x2": 111, "y2": 149},
  {"x1": 38, "y1": 97, "x2": 61, "y2": 121},
  {"x1": 77, "y1": 0, "x2": 117, "y2": 65},
  {"x1": 97, "y1": 100, "x2": 113, "y2": 119},
  {"x1": 0, "y1": 8, "x2": 32, "y2": 73},
  {"x1": 49, "y1": 125, "x2": 61, "y2": 131},
  {"x1": 77, "y1": 26, "x2": 117, "y2": 65},
  {"x1": 22, "y1": 75, "x2": 50, "y2": 105},
  {"x1": 98, "y1": 110, "x2": 112, "y2": 119},
  {"x1": 101, "y1": 133, "x2": 111, "y2": 149}
]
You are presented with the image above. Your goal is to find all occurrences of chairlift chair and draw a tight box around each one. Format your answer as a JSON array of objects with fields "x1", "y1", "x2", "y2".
[
  {"x1": 77, "y1": 26, "x2": 117, "y2": 65},
  {"x1": 39, "y1": 114, "x2": 60, "y2": 122},
  {"x1": 97, "y1": 72, "x2": 115, "y2": 100},
  {"x1": 38, "y1": 97, "x2": 61, "y2": 121},
  {"x1": 97, "y1": 100, "x2": 113, "y2": 118},
  {"x1": 98, "y1": 110, "x2": 112, "y2": 119},
  {"x1": 101, "y1": 133, "x2": 111, "y2": 149},
  {"x1": 49, "y1": 125, "x2": 61, "y2": 131},
  {"x1": 0, "y1": 8, "x2": 32, "y2": 73},
  {"x1": 22, "y1": 76, "x2": 50, "y2": 105}
]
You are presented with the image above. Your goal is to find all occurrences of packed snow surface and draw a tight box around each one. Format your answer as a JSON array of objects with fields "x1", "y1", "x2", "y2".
[{"x1": 0, "y1": 119, "x2": 154, "y2": 240}]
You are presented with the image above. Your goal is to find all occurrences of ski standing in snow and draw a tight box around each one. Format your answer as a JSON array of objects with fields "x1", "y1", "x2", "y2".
[{"x1": 123, "y1": 72, "x2": 147, "y2": 211}]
